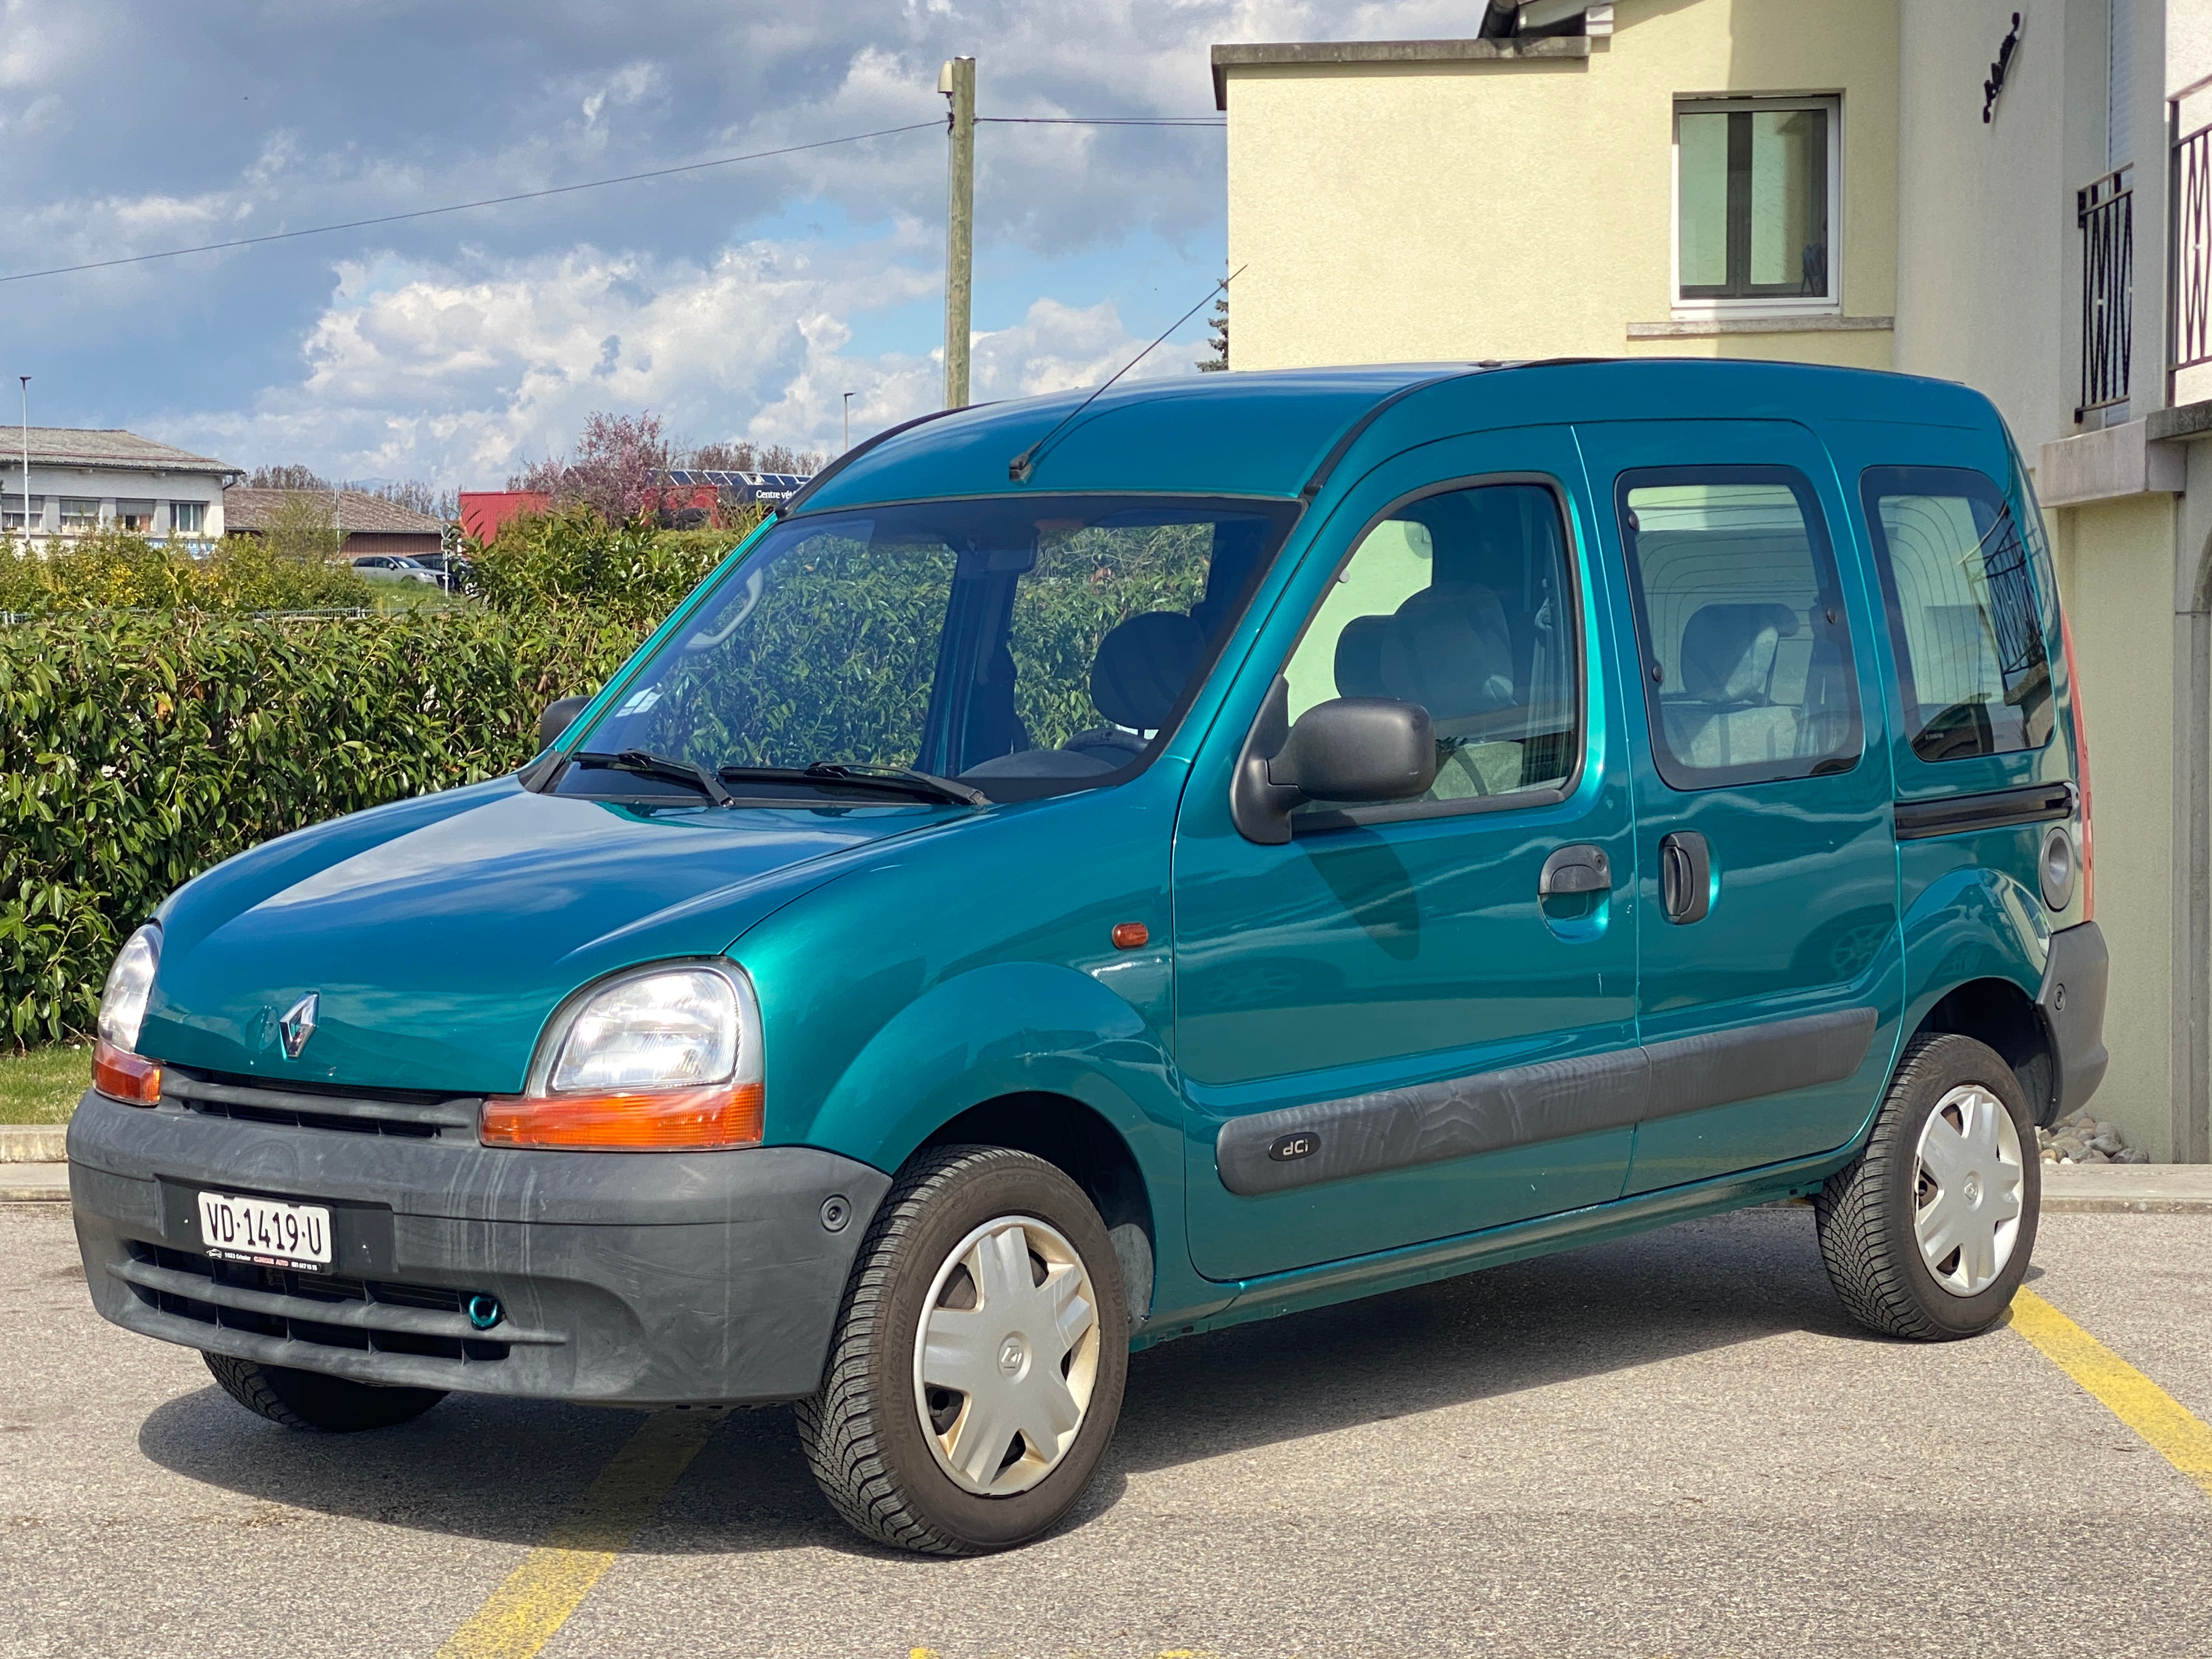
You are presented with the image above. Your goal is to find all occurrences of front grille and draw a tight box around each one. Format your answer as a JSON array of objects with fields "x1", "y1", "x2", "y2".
[
  {"x1": 121, "y1": 1241, "x2": 515, "y2": 1363},
  {"x1": 162, "y1": 1069, "x2": 477, "y2": 1141}
]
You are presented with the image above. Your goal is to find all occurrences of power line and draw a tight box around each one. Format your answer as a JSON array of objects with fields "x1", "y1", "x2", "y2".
[{"x1": 0, "y1": 121, "x2": 943, "y2": 285}]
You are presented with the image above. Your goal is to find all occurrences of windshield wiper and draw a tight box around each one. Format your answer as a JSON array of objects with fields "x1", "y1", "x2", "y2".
[
  {"x1": 801, "y1": 761, "x2": 990, "y2": 806},
  {"x1": 569, "y1": 749, "x2": 733, "y2": 805}
]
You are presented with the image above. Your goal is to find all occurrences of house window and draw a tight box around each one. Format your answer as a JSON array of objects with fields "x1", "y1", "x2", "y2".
[
  {"x1": 59, "y1": 498, "x2": 99, "y2": 531},
  {"x1": 2, "y1": 496, "x2": 41, "y2": 533},
  {"x1": 170, "y1": 500, "x2": 206, "y2": 535},
  {"x1": 1675, "y1": 97, "x2": 1838, "y2": 307},
  {"x1": 116, "y1": 499, "x2": 156, "y2": 532}
]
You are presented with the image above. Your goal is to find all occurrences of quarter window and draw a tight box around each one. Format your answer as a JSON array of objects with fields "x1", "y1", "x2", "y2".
[
  {"x1": 1676, "y1": 97, "x2": 1837, "y2": 303},
  {"x1": 1860, "y1": 466, "x2": 2052, "y2": 761},
  {"x1": 1280, "y1": 481, "x2": 1579, "y2": 816},
  {"x1": 1617, "y1": 468, "x2": 1863, "y2": 789}
]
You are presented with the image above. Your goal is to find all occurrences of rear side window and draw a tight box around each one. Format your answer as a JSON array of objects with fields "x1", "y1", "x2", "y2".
[
  {"x1": 1860, "y1": 465, "x2": 2053, "y2": 762},
  {"x1": 1280, "y1": 480, "x2": 1579, "y2": 816},
  {"x1": 1617, "y1": 467, "x2": 1863, "y2": 789}
]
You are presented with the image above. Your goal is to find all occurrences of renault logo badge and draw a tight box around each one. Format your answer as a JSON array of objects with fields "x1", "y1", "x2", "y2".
[{"x1": 278, "y1": 993, "x2": 319, "y2": 1059}]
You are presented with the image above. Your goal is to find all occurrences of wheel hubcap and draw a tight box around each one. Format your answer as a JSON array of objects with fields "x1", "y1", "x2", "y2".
[
  {"x1": 912, "y1": 1215, "x2": 1101, "y2": 1497},
  {"x1": 1912, "y1": 1083, "x2": 2024, "y2": 1297}
]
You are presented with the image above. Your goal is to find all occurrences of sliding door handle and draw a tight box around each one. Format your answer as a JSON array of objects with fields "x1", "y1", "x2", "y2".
[
  {"x1": 1539, "y1": 844, "x2": 1611, "y2": 897},
  {"x1": 1660, "y1": 831, "x2": 1712, "y2": 924}
]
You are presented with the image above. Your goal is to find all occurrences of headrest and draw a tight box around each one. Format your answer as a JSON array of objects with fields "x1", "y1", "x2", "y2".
[
  {"x1": 1679, "y1": 603, "x2": 1799, "y2": 703},
  {"x1": 1333, "y1": 614, "x2": 1392, "y2": 699},
  {"x1": 1376, "y1": 583, "x2": 1516, "y2": 721},
  {"x1": 1092, "y1": 612, "x2": 1205, "y2": 731}
]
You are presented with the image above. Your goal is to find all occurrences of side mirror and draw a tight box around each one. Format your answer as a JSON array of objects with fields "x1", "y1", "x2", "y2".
[
  {"x1": 1231, "y1": 686, "x2": 1437, "y2": 845},
  {"x1": 537, "y1": 695, "x2": 591, "y2": 752}
]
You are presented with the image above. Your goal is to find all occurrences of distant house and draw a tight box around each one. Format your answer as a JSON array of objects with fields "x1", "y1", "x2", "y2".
[
  {"x1": 3, "y1": 427, "x2": 241, "y2": 546},
  {"x1": 222, "y1": 488, "x2": 449, "y2": 562}
]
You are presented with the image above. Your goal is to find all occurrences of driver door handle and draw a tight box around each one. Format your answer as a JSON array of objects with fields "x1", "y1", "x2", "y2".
[{"x1": 1539, "y1": 844, "x2": 1611, "y2": 897}]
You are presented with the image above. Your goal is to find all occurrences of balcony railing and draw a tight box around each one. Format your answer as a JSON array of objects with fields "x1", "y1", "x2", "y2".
[
  {"x1": 2171, "y1": 74, "x2": 2212, "y2": 397},
  {"x1": 2077, "y1": 166, "x2": 2134, "y2": 421}
]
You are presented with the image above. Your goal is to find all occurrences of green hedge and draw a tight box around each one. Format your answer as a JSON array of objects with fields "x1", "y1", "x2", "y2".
[
  {"x1": 0, "y1": 607, "x2": 646, "y2": 1043},
  {"x1": 1, "y1": 529, "x2": 375, "y2": 613}
]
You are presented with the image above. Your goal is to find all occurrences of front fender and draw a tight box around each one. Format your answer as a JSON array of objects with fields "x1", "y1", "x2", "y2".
[{"x1": 809, "y1": 961, "x2": 1183, "y2": 1185}]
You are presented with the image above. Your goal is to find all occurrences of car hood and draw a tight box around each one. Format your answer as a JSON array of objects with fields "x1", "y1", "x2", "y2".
[{"x1": 139, "y1": 777, "x2": 939, "y2": 1093}]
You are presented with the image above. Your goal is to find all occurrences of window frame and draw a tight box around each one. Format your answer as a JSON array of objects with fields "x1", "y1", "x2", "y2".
[
  {"x1": 1615, "y1": 462, "x2": 1866, "y2": 793},
  {"x1": 1858, "y1": 463, "x2": 2056, "y2": 765},
  {"x1": 1267, "y1": 471, "x2": 1590, "y2": 838},
  {"x1": 1671, "y1": 93, "x2": 1843, "y2": 319},
  {"x1": 58, "y1": 498, "x2": 99, "y2": 532}
]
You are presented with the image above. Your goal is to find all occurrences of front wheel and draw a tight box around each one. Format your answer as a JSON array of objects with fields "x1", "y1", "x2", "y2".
[
  {"x1": 795, "y1": 1146, "x2": 1128, "y2": 1555},
  {"x1": 1814, "y1": 1032, "x2": 2040, "y2": 1339},
  {"x1": 203, "y1": 1352, "x2": 447, "y2": 1431}
]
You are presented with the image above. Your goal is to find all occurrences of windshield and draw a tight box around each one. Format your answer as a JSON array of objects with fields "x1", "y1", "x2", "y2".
[{"x1": 553, "y1": 494, "x2": 1297, "y2": 804}]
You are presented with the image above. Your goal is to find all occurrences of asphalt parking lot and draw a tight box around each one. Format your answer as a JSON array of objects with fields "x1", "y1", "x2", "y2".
[{"x1": 4, "y1": 1198, "x2": 2210, "y2": 1659}]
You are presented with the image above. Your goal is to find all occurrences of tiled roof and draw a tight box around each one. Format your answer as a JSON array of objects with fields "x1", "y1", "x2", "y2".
[
  {"x1": 222, "y1": 488, "x2": 450, "y2": 535},
  {"x1": 5, "y1": 426, "x2": 239, "y2": 474}
]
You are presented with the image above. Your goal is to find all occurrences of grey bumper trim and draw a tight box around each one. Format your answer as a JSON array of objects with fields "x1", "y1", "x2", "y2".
[
  {"x1": 67, "y1": 1091, "x2": 890, "y2": 1404},
  {"x1": 2039, "y1": 919, "x2": 2109, "y2": 1119},
  {"x1": 1216, "y1": 1007, "x2": 1878, "y2": 1197}
]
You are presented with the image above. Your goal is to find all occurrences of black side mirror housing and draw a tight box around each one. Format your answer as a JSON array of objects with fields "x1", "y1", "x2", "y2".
[
  {"x1": 1231, "y1": 684, "x2": 1437, "y2": 844},
  {"x1": 537, "y1": 695, "x2": 591, "y2": 752}
]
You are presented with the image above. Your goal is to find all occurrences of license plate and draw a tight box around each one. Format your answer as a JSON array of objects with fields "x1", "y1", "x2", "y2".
[{"x1": 196, "y1": 1190, "x2": 333, "y2": 1270}]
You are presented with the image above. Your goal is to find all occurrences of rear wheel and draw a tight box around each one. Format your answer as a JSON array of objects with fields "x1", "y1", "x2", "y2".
[
  {"x1": 1814, "y1": 1033, "x2": 2040, "y2": 1339},
  {"x1": 202, "y1": 1352, "x2": 447, "y2": 1431},
  {"x1": 795, "y1": 1145, "x2": 1127, "y2": 1555}
]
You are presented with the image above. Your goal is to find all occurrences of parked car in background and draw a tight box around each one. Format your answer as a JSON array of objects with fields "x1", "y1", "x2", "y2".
[
  {"x1": 349, "y1": 553, "x2": 441, "y2": 587},
  {"x1": 70, "y1": 359, "x2": 2102, "y2": 1558}
]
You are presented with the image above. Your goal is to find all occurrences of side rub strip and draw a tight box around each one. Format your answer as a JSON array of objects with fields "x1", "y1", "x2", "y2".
[{"x1": 1215, "y1": 1007, "x2": 1878, "y2": 1197}]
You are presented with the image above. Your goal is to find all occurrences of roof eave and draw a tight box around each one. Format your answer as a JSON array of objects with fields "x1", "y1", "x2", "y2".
[{"x1": 1210, "y1": 34, "x2": 1590, "y2": 110}]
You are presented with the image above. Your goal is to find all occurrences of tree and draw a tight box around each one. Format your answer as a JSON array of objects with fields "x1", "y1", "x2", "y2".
[
  {"x1": 511, "y1": 410, "x2": 673, "y2": 526},
  {"x1": 679, "y1": 438, "x2": 828, "y2": 476},
  {"x1": 249, "y1": 464, "x2": 331, "y2": 490},
  {"x1": 1197, "y1": 291, "x2": 1229, "y2": 373},
  {"x1": 259, "y1": 492, "x2": 343, "y2": 563}
]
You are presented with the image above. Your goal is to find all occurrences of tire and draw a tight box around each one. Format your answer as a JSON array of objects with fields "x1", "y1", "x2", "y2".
[
  {"x1": 1814, "y1": 1032, "x2": 2041, "y2": 1340},
  {"x1": 202, "y1": 1352, "x2": 447, "y2": 1432},
  {"x1": 795, "y1": 1144, "x2": 1129, "y2": 1555}
]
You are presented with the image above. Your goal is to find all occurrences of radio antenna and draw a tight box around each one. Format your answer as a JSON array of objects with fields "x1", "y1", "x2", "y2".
[{"x1": 1009, "y1": 264, "x2": 1245, "y2": 483}]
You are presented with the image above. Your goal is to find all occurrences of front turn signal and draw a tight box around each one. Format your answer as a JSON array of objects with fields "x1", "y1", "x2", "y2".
[
  {"x1": 480, "y1": 1081, "x2": 764, "y2": 1150},
  {"x1": 93, "y1": 1040, "x2": 162, "y2": 1106}
]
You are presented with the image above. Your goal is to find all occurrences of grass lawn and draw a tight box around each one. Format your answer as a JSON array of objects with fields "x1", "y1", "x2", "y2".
[{"x1": 0, "y1": 1044, "x2": 91, "y2": 1125}]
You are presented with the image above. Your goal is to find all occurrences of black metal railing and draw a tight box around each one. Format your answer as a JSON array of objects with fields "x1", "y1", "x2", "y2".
[
  {"x1": 2077, "y1": 167, "x2": 2134, "y2": 421},
  {"x1": 2171, "y1": 77, "x2": 2212, "y2": 395}
]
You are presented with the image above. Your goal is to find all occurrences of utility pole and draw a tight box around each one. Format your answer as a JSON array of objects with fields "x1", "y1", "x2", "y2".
[
  {"x1": 17, "y1": 377, "x2": 29, "y2": 554},
  {"x1": 939, "y1": 55, "x2": 975, "y2": 410},
  {"x1": 843, "y1": 391, "x2": 855, "y2": 453}
]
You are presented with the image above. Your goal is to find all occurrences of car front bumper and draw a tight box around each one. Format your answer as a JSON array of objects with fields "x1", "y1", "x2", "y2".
[{"x1": 67, "y1": 1087, "x2": 889, "y2": 1406}]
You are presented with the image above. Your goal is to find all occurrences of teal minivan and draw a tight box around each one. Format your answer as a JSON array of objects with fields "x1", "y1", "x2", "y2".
[{"x1": 71, "y1": 359, "x2": 2106, "y2": 1554}]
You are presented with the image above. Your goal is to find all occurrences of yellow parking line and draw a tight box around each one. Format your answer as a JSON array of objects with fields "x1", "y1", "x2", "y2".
[
  {"x1": 2008, "y1": 1290, "x2": 2212, "y2": 1498},
  {"x1": 436, "y1": 1409, "x2": 725, "y2": 1659}
]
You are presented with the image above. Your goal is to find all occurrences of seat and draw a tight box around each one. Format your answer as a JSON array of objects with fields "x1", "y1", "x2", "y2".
[
  {"x1": 1661, "y1": 602, "x2": 1804, "y2": 770},
  {"x1": 1056, "y1": 611, "x2": 1206, "y2": 768}
]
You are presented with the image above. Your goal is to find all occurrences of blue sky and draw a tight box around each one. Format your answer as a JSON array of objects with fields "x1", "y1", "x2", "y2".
[{"x1": 0, "y1": 0, "x2": 1462, "y2": 488}]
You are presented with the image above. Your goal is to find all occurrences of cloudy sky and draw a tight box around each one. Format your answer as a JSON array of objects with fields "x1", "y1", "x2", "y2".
[{"x1": 0, "y1": 1, "x2": 1465, "y2": 489}]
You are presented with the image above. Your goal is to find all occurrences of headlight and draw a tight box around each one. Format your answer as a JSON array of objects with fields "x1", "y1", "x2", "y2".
[
  {"x1": 99, "y1": 924, "x2": 160, "y2": 1052},
  {"x1": 482, "y1": 963, "x2": 764, "y2": 1150},
  {"x1": 93, "y1": 924, "x2": 163, "y2": 1105}
]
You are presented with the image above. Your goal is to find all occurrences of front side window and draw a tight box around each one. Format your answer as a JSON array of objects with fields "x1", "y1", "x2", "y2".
[
  {"x1": 1677, "y1": 97, "x2": 1836, "y2": 303},
  {"x1": 558, "y1": 495, "x2": 1295, "y2": 805},
  {"x1": 1618, "y1": 468, "x2": 1862, "y2": 789},
  {"x1": 170, "y1": 501, "x2": 206, "y2": 534},
  {"x1": 1279, "y1": 481, "x2": 1579, "y2": 817},
  {"x1": 1861, "y1": 466, "x2": 2052, "y2": 762}
]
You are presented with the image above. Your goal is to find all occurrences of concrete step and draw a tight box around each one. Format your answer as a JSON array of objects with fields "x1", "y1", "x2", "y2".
[
  {"x1": 0, "y1": 1125, "x2": 67, "y2": 1163},
  {"x1": 0, "y1": 1164, "x2": 69, "y2": 1203},
  {"x1": 2040, "y1": 1163, "x2": 2212, "y2": 1213}
]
